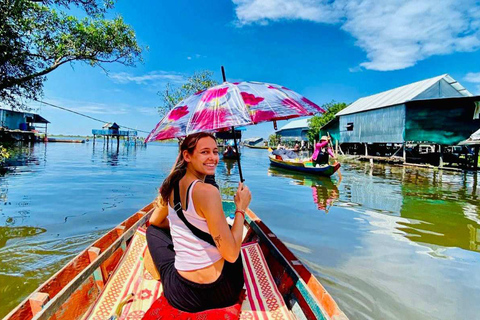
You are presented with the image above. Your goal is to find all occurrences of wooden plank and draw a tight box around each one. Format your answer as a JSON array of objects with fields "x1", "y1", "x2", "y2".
[
  {"x1": 38, "y1": 252, "x2": 91, "y2": 299},
  {"x1": 245, "y1": 213, "x2": 329, "y2": 320},
  {"x1": 29, "y1": 293, "x2": 49, "y2": 316},
  {"x1": 30, "y1": 208, "x2": 152, "y2": 320},
  {"x1": 88, "y1": 247, "x2": 104, "y2": 291},
  {"x1": 51, "y1": 276, "x2": 99, "y2": 320}
]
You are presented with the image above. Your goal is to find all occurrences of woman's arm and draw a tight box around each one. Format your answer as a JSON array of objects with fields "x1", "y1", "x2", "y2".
[
  {"x1": 194, "y1": 183, "x2": 246, "y2": 263},
  {"x1": 149, "y1": 196, "x2": 169, "y2": 228},
  {"x1": 328, "y1": 147, "x2": 335, "y2": 158}
]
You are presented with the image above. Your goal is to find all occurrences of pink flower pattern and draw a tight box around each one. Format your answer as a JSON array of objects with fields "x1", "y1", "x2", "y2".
[
  {"x1": 251, "y1": 110, "x2": 276, "y2": 123},
  {"x1": 241, "y1": 92, "x2": 264, "y2": 106},
  {"x1": 168, "y1": 105, "x2": 189, "y2": 121},
  {"x1": 153, "y1": 126, "x2": 180, "y2": 140},
  {"x1": 201, "y1": 87, "x2": 228, "y2": 103},
  {"x1": 146, "y1": 81, "x2": 325, "y2": 142},
  {"x1": 282, "y1": 98, "x2": 308, "y2": 114},
  {"x1": 191, "y1": 108, "x2": 230, "y2": 131}
]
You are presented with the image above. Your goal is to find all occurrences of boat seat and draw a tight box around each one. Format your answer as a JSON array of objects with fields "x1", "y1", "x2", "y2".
[{"x1": 83, "y1": 229, "x2": 293, "y2": 320}]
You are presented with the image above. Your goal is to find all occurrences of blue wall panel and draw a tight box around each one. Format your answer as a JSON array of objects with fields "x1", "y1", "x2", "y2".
[{"x1": 339, "y1": 105, "x2": 405, "y2": 143}]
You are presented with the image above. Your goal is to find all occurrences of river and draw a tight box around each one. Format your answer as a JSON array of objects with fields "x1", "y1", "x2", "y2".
[{"x1": 0, "y1": 141, "x2": 479, "y2": 319}]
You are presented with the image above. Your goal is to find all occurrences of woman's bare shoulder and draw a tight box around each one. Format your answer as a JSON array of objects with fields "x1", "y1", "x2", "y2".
[{"x1": 193, "y1": 181, "x2": 220, "y2": 197}]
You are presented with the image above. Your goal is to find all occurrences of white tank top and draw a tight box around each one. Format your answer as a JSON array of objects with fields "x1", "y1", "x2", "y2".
[{"x1": 167, "y1": 180, "x2": 222, "y2": 271}]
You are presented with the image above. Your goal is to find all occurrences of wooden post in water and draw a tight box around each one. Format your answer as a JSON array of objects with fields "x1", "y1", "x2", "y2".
[
  {"x1": 439, "y1": 145, "x2": 444, "y2": 168},
  {"x1": 365, "y1": 143, "x2": 368, "y2": 156},
  {"x1": 474, "y1": 145, "x2": 479, "y2": 170},
  {"x1": 403, "y1": 143, "x2": 406, "y2": 163}
]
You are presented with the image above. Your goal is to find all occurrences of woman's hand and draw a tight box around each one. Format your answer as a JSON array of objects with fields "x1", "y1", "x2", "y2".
[{"x1": 234, "y1": 182, "x2": 251, "y2": 211}]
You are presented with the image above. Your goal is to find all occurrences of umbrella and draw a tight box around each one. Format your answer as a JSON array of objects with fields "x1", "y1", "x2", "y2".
[{"x1": 146, "y1": 67, "x2": 325, "y2": 181}]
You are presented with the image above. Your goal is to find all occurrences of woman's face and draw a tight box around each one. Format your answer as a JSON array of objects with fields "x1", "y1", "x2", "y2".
[{"x1": 184, "y1": 136, "x2": 219, "y2": 176}]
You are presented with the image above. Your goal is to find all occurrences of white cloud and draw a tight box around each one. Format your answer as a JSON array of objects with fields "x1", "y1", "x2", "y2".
[
  {"x1": 109, "y1": 71, "x2": 184, "y2": 85},
  {"x1": 136, "y1": 107, "x2": 159, "y2": 116},
  {"x1": 232, "y1": 0, "x2": 480, "y2": 71},
  {"x1": 464, "y1": 72, "x2": 480, "y2": 83},
  {"x1": 233, "y1": 0, "x2": 343, "y2": 25}
]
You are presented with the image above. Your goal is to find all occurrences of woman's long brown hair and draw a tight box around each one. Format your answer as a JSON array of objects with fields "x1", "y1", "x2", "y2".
[{"x1": 159, "y1": 132, "x2": 216, "y2": 203}]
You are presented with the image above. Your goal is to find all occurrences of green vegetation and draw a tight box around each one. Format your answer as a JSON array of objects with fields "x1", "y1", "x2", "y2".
[
  {"x1": 268, "y1": 134, "x2": 281, "y2": 147},
  {"x1": 158, "y1": 70, "x2": 217, "y2": 117},
  {"x1": 307, "y1": 101, "x2": 347, "y2": 142},
  {"x1": 0, "y1": 146, "x2": 10, "y2": 163},
  {"x1": 0, "y1": 0, "x2": 143, "y2": 109}
]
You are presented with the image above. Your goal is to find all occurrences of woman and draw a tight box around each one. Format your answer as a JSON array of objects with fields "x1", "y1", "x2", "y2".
[
  {"x1": 312, "y1": 136, "x2": 335, "y2": 167},
  {"x1": 146, "y1": 132, "x2": 251, "y2": 312}
]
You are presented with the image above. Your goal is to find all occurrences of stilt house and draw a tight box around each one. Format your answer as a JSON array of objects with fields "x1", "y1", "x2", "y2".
[{"x1": 321, "y1": 74, "x2": 480, "y2": 161}]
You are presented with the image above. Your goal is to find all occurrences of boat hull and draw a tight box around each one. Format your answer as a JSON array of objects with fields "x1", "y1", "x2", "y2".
[
  {"x1": 5, "y1": 203, "x2": 347, "y2": 320},
  {"x1": 269, "y1": 156, "x2": 340, "y2": 176}
]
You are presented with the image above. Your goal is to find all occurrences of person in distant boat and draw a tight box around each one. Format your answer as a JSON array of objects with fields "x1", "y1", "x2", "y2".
[
  {"x1": 293, "y1": 141, "x2": 300, "y2": 152},
  {"x1": 146, "y1": 132, "x2": 251, "y2": 312},
  {"x1": 312, "y1": 136, "x2": 335, "y2": 167},
  {"x1": 223, "y1": 145, "x2": 237, "y2": 158}
]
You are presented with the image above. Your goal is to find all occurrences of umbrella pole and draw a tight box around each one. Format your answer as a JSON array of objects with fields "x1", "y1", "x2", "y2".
[
  {"x1": 221, "y1": 66, "x2": 226, "y2": 82},
  {"x1": 232, "y1": 126, "x2": 244, "y2": 182}
]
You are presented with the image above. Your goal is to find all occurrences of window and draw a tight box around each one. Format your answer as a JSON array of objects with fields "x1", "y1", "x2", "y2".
[{"x1": 346, "y1": 122, "x2": 354, "y2": 131}]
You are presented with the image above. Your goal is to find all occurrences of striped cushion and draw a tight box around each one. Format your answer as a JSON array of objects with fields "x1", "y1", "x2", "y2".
[
  {"x1": 82, "y1": 228, "x2": 162, "y2": 320},
  {"x1": 83, "y1": 231, "x2": 292, "y2": 320},
  {"x1": 240, "y1": 243, "x2": 294, "y2": 320}
]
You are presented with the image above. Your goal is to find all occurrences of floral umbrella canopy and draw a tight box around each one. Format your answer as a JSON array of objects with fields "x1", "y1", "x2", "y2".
[{"x1": 146, "y1": 81, "x2": 325, "y2": 142}]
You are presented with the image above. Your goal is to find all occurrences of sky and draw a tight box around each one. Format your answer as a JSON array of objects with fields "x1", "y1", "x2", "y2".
[{"x1": 28, "y1": 0, "x2": 480, "y2": 138}]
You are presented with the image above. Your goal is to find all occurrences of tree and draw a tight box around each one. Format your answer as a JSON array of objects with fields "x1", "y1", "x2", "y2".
[
  {"x1": 268, "y1": 134, "x2": 281, "y2": 147},
  {"x1": 158, "y1": 70, "x2": 217, "y2": 117},
  {"x1": 0, "y1": 0, "x2": 142, "y2": 109},
  {"x1": 307, "y1": 101, "x2": 348, "y2": 142}
]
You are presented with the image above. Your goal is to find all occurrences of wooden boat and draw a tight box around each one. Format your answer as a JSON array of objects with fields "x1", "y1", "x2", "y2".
[
  {"x1": 5, "y1": 203, "x2": 347, "y2": 320},
  {"x1": 47, "y1": 138, "x2": 85, "y2": 143},
  {"x1": 223, "y1": 151, "x2": 240, "y2": 160},
  {"x1": 269, "y1": 155, "x2": 341, "y2": 177},
  {"x1": 244, "y1": 144, "x2": 270, "y2": 149}
]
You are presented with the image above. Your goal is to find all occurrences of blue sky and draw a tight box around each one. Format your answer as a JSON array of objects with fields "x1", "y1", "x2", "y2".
[{"x1": 30, "y1": 0, "x2": 480, "y2": 138}]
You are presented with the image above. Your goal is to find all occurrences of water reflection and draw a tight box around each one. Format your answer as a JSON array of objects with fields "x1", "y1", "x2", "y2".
[
  {"x1": 224, "y1": 159, "x2": 236, "y2": 175},
  {"x1": 267, "y1": 166, "x2": 341, "y2": 213},
  {"x1": 2, "y1": 142, "x2": 40, "y2": 170},
  {"x1": 91, "y1": 139, "x2": 147, "y2": 166},
  {"x1": 341, "y1": 163, "x2": 480, "y2": 254},
  {"x1": 0, "y1": 226, "x2": 46, "y2": 248}
]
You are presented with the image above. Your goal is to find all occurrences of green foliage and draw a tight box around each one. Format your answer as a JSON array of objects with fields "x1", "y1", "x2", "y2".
[
  {"x1": 158, "y1": 70, "x2": 218, "y2": 117},
  {"x1": 307, "y1": 101, "x2": 347, "y2": 142},
  {"x1": 0, "y1": 146, "x2": 10, "y2": 163},
  {"x1": 268, "y1": 134, "x2": 281, "y2": 147},
  {"x1": 0, "y1": 0, "x2": 142, "y2": 109}
]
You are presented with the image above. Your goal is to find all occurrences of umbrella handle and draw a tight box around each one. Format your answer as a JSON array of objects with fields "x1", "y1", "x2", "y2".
[{"x1": 231, "y1": 126, "x2": 245, "y2": 182}]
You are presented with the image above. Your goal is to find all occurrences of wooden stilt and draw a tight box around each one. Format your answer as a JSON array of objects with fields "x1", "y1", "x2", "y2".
[
  {"x1": 439, "y1": 145, "x2": 444, "y2": 168},
  {"x1": 474, "y1": 146, "x2": 479, "y2": 170}
]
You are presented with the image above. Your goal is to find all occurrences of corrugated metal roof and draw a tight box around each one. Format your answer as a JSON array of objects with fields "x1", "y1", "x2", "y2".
[
  {"x1": 337, "y1": 74, "x2": 472, "y2": 116},
  {"x1": 276, "y1": 117, "x2": 310, "y2": 132}
]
